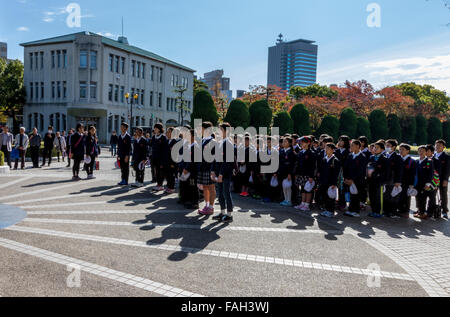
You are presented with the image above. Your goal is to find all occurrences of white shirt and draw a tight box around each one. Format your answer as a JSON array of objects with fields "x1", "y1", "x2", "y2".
[
  {"x1": 326, "y1": 154, "x2": 335, "y2": 163},
  {"x1": 435, "y1": 151, "x2": 443, "y2": 159},
  {"x1": 352, "y1": 151, "x2": 362, "y2": 159},
  {"x1": 402, "y1": 155, "x2": 411, "y2": 161}
]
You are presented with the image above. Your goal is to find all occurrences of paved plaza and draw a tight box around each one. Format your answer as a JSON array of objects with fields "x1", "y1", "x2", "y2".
[{"x1": 0, "y1": 150, "x2": 449, "y2": 297}]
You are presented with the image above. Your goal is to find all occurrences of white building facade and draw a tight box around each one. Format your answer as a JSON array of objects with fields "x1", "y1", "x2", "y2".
[{"x1": 21, "y1": 32, "x2": 195, "y2": 143}]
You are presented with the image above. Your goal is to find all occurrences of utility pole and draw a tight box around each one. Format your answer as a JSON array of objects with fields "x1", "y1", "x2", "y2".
[{"x1": 174, "y1": 85, "x2": 188, "y2": 126}]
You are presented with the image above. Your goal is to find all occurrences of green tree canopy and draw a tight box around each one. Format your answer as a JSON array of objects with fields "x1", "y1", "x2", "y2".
[
  {"x1": 369, "y1": 110, "x2": 388, "y2": 142},
  {"x1": 427, "y1": 117, "x2": 443, "y2": 144},
  {"x1": 272, "y1": 111, "x2": 294, "y2": 136},
  {"x1": 224, "y1": 99, "x2": 250, "y2": 128},
  {"x1": 387, "y1": 114, "x2": 402, "y2": 142},
  {"x1": 415, "y1": 114, "x2": 428, "y2": 145},
  {"x1": 316, "y1": 115, "x2": 339, "y2": 141},
  {"x1": 290, "y1": 103, "x2": 311, "y2": 136},
  {"x1": 397, "y1": 82, "x2": 450, "y2": 114},
  {"x1": 290, "y1": 84, "x2": 338, "y2": 99},
  {"x1": 0, "y1": 59, "x2": 26, "y2": 134},
  {"x1": 339, "y1": 108, "x2": 357, "y2": 138},
  {"x1": 191, "y1": 89, "x2": 219, "y2": 126},
  {"x1": 193, "y1": 78, "x2": 208, "y2": 92},
  {"x1": 356, "y1": 117, "x2": 371, "y2": 141},
  {"x1": 249, "y1": 99, "x2": 273, "y2": 130}
]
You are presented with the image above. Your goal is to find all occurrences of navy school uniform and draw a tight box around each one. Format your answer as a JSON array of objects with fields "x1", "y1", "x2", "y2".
[
  {"x1": 398, "y1": 155, "x2": 417, "y2": 214},
  {"x1": 278, "y1": 147, "x2": 296, "y2": 180},
  {"x1": 294, "y1": 148, "x2": 317, "y2": 192},
  {"x1": 367, "y1": 154, "x2": 389, "y2": 215},
  {"x1": 432, "y1": 152, "x2": 450, "y2": 215},
  {"x1": 384, "y1": 151, "x2": 404, "y2": 215},
  {"x1": 415, "y1": 157, "x2": 435, "y2": 215},
  {"x1": 166, "y1": 138, "x2": 181, "y2": 189},
  {"x1": 197, "y1": 137, "x2": 216, "y2": 186},
  {"x1": 335, "y1": 148, "x2": 350, "y2": 207},
  {"x1": 117, "y1": 133, "x2": 132, "y2": 183},
  {"x1": 318, "y1": 155, "x2": 341, "y2": 212},
  {"x1": 180, "y1": 142, "x2": 200, "y2": 207},
  {"x1": 151, "y1": 134, "x2": 169, "y2": 186},
  {"x1": 132, "y1": 137, "x2": 148, "y2": 184},
  {"x1": 344, "y1": 152, "x2": 367, "y2": 213}
]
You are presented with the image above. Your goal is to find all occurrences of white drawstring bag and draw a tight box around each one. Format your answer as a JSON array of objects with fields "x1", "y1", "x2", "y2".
[
  {"x1": 270, "y1": 176, "x2": 279, "y2": 187},
  {"x1": 407, "y1": 188, "x2": 418, "y2": 197},
  {"x1": 138, "y1": 161, "x2": 145, "y2": 171},
  {"x1": 328, "y1": 186, "x2": 337, "y2": 200},
  {"x1": 350, "y1": 183, "x2": 358, "y2": 195},
  {"x1": 391, "y1": 186, "x2": 403, "y2": 198},
  {"x1": 84, "y1": 156, "x2": 91, "y2": 165},
  {"x1": 239, "y1": 165, "x2": 247, "y2": 174},
  {"x1": 282, "y1": 178, "x2": 292, "y2": 189},
  {"x1": 249, "y1": 174, "x2": 254, "y2": 184},
  {"x1": 304, "y1": 180, "x2": 316, "y2": 193}
]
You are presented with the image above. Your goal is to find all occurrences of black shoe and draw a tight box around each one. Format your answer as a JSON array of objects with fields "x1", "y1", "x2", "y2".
[
  {"x1": 212, "y1": 214, "x2": 224, "y2": 221},
  {"x1": 443, "y1": 213, "x2": 448, "y2": 219},
  {"x1": 222, "y1": 215, "x2": 233, "y2": 223}
]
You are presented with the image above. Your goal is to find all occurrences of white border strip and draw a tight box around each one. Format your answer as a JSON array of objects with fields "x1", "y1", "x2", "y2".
[{"x1": 0, "y1": 237, "x2": 203, "y2": 297}]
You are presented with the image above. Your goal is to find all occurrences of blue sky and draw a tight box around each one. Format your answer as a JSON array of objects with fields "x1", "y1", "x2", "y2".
[{"x1": 1, "y1": 0, "x2": 450, "y2": 95}]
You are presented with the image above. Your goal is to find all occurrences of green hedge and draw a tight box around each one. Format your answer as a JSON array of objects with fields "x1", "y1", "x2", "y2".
[
  {"x1": 339, "y1": 108, "x2": 357, "y2": 138},
  {"x1": 0, "y1": 151, "x2": 4, "y2": 166},
  {"x1": 273, "y1": 111, "x2": 294, "y2": 135}
]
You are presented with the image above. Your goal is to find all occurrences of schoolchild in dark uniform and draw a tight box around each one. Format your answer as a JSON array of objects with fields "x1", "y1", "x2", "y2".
[
  {"x1": 315, "y1": 136, "x2": 334, "y2": 209},
  {"x1": 249, "y1": 138, "x2": 264, "y2": 200},
  {"x1": 84, "y1": 126, "x2": 99, "y2": 180},
  {"x1": 367, "y1": 142, "x2": 389, "y2": 218},
  {"x1": 318, "y1": 143, "x2": 341, "y2": 218},
  {"x1": 197, "y1": 121, "x2": 216, "y2": 215},
  {"x1": 434, "y1": 140, "x2": 450, "y2": 219},
  {"x1": 70, "y1": 123, "x2": 85, "y2": 181},
  {"x1": 413, "y1": 146, "x2": 435, "y2": 220},
  {"x1": 211, "y1": 123, "x2": 235, "y2": 223},
  {"x1": 425, "y1": 144, "x2": 441, "y2": 218},
  {"x1": 165, "y1": 127, "x2": 179, "y2": 194},
  {"x1": 151, "y1": 123, "x2": 169, "y2": 192},
  {"x1": 261, "y1": 136, "x2": 278, "y2": 203},
  {"x1": 383, "y1": 139, "x2": 404, "y2": 218},
  {"x1": 180, "y1": 129, "x2": 199, "y2": 210},
  {"x1": 131, "y1": 128, "x2": 148, "y2": 188},
  {"x1": 277, "y1": 137, "x2": 296, "y2": 207},
  {"x1": 359, "y1": 136, "x2": 371, "y2": 209},
  {"x1": 238, "y1": 135, "x2": 252, "y2": 197},
  {"x1": 294, "y1": 136, "x2": 316, "y2": 212},
  {"x1": 343, "y1": 140, "x2": 366, "y2": 217},
  {"x1": 336, "y1": 135, "x2": 351, "y2": 211},
  {"x1": 398, "y1": 144, "x2": 417, "y2": 217},
  {"x1": 117, "y1": 123, "x2": 132, "y2": 186}
]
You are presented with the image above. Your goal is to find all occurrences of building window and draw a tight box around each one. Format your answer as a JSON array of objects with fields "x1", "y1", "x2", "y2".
[
  {"x1": 35, "y1": 82, "x2": 39, "y2": 100},
  {"x1": 49, "y1": 114, "x2": 54, "y2": 128},
  {"x1": 57, "y1": 81, "x2": 61, "y2": 99},
  {"x1": 120, "y1": 86, "x2": 125, "y2": 103},
  {"x1": 90, "y1": 51, "x2": 97, "y2": 69},
  {"x1": 90, "y1": 82, "x2": 97, "y2": 99},
  {"x1": 114, "y1": 85, "x2": 119, "y2": 102},
  {"x1": 63, "y1": 81, "x2": 67, "y2": 99},
  {"x1": 141, "y1": 90, "x2": 144, "y2": 106},
  {"x1": 80, "y1": 81, "x2": 87, "y2": 99},
  {"x1": 108, "y1": 84, "x2": 113, "y2": 101},
  {"x1": 167, "y1": 98, "x2": 170, "y2": 111},
  {"x1": 30, "y1": 53, "x2": 33, "y2": 70},
  {"x1": 30, "y1": 82, "x2": 33, "y2": 100},
  {"x1": 121, "y1": 57, "x2": 125, "y2": 74},
  {"x1": 40, "y1": 114, "x2": 44, "y2": 131},
  {"x1": 142, "y1": 63, "x2": 145, "y2": 79},
  {"x1": 136, "y1": 62, "x2": 141, "y2": 78},
  {"x1": 159, "y1": 68, "x2": 163, "y2": 83},
  {"x1": 51, "y1": 82, "x2": 55, "y2": 99},
  {"x1": 55, "y1": 113, "x2": 60, "y2": 132},
  {"x1": 80, "y1": 50, "x2": 87, "y2": 68},
  {"x1": 151, "y1": 66, "x2": 154, "y2": 81},
  {"x1": 150, "y1": 91, "x2": 153, "y2": 106},
  {"x1": 131, "y1": 60, "x2": 135, "y2": 77},
  {"x1": 35, "y1": 53, "x2": 38, "y2": 70},
  {"x1": 158, "y1": 93, "x2": 162, "y2": 108},
  {"x1": 171, "y1": 74, "x2": 175, "y2": 87},
  {"x1": 40, "y1": 52, "x2": 44, "y2": 69},
  {"x1": 62, "y1": 114, "x2": 66, "y2": 131},
  {"x1": 109, "y1": 54, "x2": 113, "y2": 72},
  {"x1": 51, "y1": 51, "x2": 55, "y2": 68},
  {"x1": 108, "y1": 116, "x2": 113, "y2": 133},
  {"x1": 63, "y1": 50, "x2": 67, "y2": 68},
  {"x1": 57, "y1": 50, "x2": 61, "y2": 68},
  {"x1": 115, "y1": 56, "x2": 119, "y2": 73},
  {"x1": 41, "y1": 82, "x2": 44, "y2": 99}
]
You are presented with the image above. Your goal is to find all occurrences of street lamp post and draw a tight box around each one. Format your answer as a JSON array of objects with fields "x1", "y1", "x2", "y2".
[
  {"x1": 125, "y1": 92, "x2": 139, "y2": 131},
  {"x1": 174, "y1": 85, "x2": 188, "y2": 126}
]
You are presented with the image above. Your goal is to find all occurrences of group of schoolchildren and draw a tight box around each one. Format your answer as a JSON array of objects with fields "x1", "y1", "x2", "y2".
[{"x1": 115, "y1": 120, "x2": 450, "y2": 223}]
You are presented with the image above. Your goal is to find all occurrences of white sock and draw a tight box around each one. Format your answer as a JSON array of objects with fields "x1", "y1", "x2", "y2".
[
  {"x1": 305, "y1": 202, "x2": 310, "y2": 207},
  {"x1": 205, "y1": 202, "x2": 210, "y2": 208},
  {"x1": 226, "y1": 211, "x2": 232, "y2": 216},
  {"x1": 221, "y1": 210, "x2": 226, "y2": 215}
]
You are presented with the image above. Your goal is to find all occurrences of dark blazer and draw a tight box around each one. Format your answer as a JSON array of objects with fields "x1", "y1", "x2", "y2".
[
  {"x1": 212, "y1": 139, "x2": 235, "y2": 178},
  {"x1": 319, "y1": 155, "x2": 341, "y2": 186},
  {"x1": 85, "y1": 135, "x2": 98, "y2": 157},
  {"x1": 117, "y1": 133, "x2": 132, "y2": 159},
  {"x1": 278, "y1": 148, "x2": 296, "y2": 178},
  {"x1": 70, "y1": 133, "x2": 85, "y2": 159},
  {"x1": 401, "y1": 156, "x2": 417, "y2": 187},
  {"x1": 385, "y1": 152, "x2": 404, "y2": 184},
  {"x1": 367, "y1": 154, "x2": 389, "y2": 184},
  {"x1": 433, "y1": 152, "x2": 450, "y2": 183},
  {"x1": 344, "y1": 152, "x2": 367, "y2": 183},
  {"x1": 151, "y1": 134, "x2": 169, "y2": 165},
  {"x1": 294, "y1": 149, "x2": 316, "y2": 178},
  {"x1": 43, "y1": 132, "x2": 56, "y2": 149},
  {"x1": 110, "y1": 134, "x2": 119, "y2": 145},
  {"x1": 415, "y1": 158, "x2": 434, "y2": 190},
  {"x1": 132, "y1": 137, "x2": 148, "y2": 165}
]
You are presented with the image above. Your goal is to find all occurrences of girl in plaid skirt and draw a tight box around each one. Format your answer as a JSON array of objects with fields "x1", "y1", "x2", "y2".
[
  {"x1": 198, "y1": 122, "x2": 217, "y2": 216},
  {"x1": 294, "y1": 136, "x2": 317, "y2": 212}
]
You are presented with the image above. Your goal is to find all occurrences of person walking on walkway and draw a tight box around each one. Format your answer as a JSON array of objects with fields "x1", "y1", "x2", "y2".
[
  {"x1": 42, "y1": 126, "x2": 55, "y2": 167},
  {"x1": 0, "y1": 126, "x2": 13, "y2": 168},
  {"x1": 28, "y1": 128, "x2": 41, "y2": 168},
  {"x1": 70, "y1": 123, "x2": 85, "y2": 181},
  {"x1": 53, "y1": 131, "x2": 66, "y2": 163},
  {"x1": 14, "y1": 127, "x2": 29, "y2": 170},
  {"x1": 117, "y1": 123, "x2": 132, "y2": 186}
]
